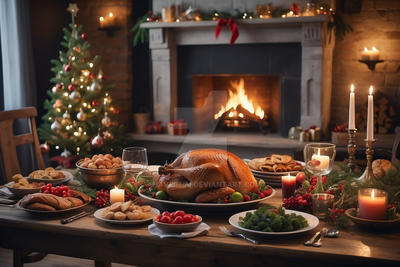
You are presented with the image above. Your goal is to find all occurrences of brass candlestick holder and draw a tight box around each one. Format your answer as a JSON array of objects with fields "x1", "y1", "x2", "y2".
[
  {"x1": 356, "y1": 139, "x2": 376, "y2": 186},
  {"x1": 347, "y1": 128, "x2": 357, "y2": 172}
]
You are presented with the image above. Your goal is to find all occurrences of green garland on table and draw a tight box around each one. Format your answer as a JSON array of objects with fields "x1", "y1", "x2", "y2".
[{"x1": 69, "y1": 170, "x2": 97, "y2": 199}]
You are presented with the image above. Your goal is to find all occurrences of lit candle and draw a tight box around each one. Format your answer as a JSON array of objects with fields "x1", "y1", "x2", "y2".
[
  {"x1": 281, "y1": 174, "x2": 296, "y2": 199},
  {"x1": 311, "y1": 150, "x2": 330, "y2": 170},
  {"x1": 110, "y1": 187, "x2": 125, "y2": 204},
  {"x1": 348, "y1": 84, "x2": 356, "y2": 130},
  {"x1": 99, "y1": 16, "x2": 105, "y2": 28},
  {"x1": 358, "y1": 188, "x2": 387, "y2": 220},
  {"x1": 366, "y1": 86, "x2": 374, "y2": 141},
  {"x1": 369, "y1": 46, "x2": 380, "y2": 61},
  {"x1": 361, "y1": 47, "x2": 369, "y2": 60}
]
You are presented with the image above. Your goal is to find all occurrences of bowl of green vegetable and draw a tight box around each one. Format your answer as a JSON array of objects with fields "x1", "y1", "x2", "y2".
[{"x1": 229, "y1": 206, "x2": 319, "y2": 236}]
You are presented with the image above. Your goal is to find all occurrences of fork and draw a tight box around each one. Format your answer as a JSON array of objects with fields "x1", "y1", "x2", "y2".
[{"x1": 219, "y1": 226, "x2": 259, "y2": 244}]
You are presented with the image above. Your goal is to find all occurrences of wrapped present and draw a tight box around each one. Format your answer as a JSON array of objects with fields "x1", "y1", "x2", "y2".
[
  {"x1": 168, "y1": 119, "x2": 187, "y2": 135},
  {"x1": 146, "y1": 121, "x2": 164, "y2": 134}
]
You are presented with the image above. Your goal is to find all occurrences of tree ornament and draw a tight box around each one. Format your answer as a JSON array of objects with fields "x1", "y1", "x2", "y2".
[
  {"x1": 73, "y1": 47, "x2": 81, "y2": 53},
  {"x1": 61, "y1": 148, "x2": 72, "y2": 158},
  {"x1": 40, "y1": 141, "x2": 50, "y2": 154},
  {"x1": 68, "y1": 84, "x2": 75, "y2": 92},
  {"x1": 52, "y1": 86, "x2": 58, "y2": 93},
  {"x1": 69, "y1": 91, "x2": 81, "y2": 102},
  {"x1": 74, "y1": 24, "x2": 78, "y2": 28},
  {"x1": 89, "y1": 72, "x2": 95, "y2": 79},
  {"x1": 82, "y1": 59, "x2": 86, "y2": 63},
  {"x1": 101, "y1": 112, "x2": 111, "y2": 127},
  {"x1": 91, "y1": 133, "x2": 104, "y2": 148},
  {"x1": 53, "y1": 99, "x2": 62, "y2": 108},
  {"x1": 77, "y1": 109, "x2": 87, "y2": 121},
  {"x1": 100, "y1": 74, "x2": 106, "y2": 80},
  {"x1": 113, "y1": 108, "x2": 120, "y2": 114},
  {"x1": 67, "y1": 3, "x2": 79, "y2": 17},
  {"x1": 103, "y1": 130, "x2": 113, "y2": 140},
  {"x1": 52, "y1": 83, "x2": 64, "y2": 93},
  {"x1": 51, "y1": 120, "x2": 61, "y2": 133},
  {"x1": 92, "y1": 99, "x2": 99, "y2": 107},
  {"x1": 63, "y1": 111, "x2": 70, "y2": 119},
  {"x1": 90, "y1": 81, "x2": 102, "y2": 92},
  {"x1": 64, "y1": 64, "x2": 71, "y2": 72},
  {"x1": 81, "y1": 33, "x2": 87, "y2": 39}
]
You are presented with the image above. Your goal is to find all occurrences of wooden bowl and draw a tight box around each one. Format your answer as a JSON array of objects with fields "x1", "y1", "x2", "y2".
[
  {"x1": 76, "y1": 159, "x2": 123, "y2": 188},
  {"x1": 153, "y1": 215, "x2": 202, "y2": 233},
  {"x1": 5, "y1": 182, "x2": 41, "y2": 197},
  {"x1": 345, "y1": 208, "x2": 400, "y2": 231}
]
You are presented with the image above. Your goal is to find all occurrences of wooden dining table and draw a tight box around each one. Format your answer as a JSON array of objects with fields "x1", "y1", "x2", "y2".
[{"x1": 0, "y1": 188, "x2": 399, "y2": 267}]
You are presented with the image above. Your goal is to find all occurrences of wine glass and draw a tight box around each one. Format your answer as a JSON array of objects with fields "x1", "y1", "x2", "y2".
[
  {"x1": 304, "y1": 143, "x2": 336, "y2": 193},
  {"x1": 122, "y1": 147, "x2": 148, "y2": 180}
]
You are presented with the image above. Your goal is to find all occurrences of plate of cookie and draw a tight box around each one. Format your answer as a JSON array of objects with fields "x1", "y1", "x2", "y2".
[
  {"x1": 5, "y1": 174, "x2": 45, "y2": 197},
  {"x1": 94, "y1": 200, "x2": 160, "y2": 225},
  {"x1": 26, "y1": 168, "x2": 73, "y2": 185},
  {"x1": 244, "y1": 154, "x2": 304, "y2": 176}
]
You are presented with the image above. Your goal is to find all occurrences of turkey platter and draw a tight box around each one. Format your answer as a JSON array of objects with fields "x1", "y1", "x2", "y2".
[{"x1": 154, "y1": 149, "x2": 259, "y2": 202}]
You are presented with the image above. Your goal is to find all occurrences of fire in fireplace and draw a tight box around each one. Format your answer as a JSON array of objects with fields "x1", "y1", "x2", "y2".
[
  {"x1": 191, "y1": 74, "x2": 280, "y2": 134},
  {"x1": 213, "y1": 79, "x2": 269, "y2": 133}
]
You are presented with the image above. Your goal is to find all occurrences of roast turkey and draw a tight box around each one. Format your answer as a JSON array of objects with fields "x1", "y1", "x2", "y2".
[{"x1": 155, "y1": 149, "x2": 258, "y2": 202}]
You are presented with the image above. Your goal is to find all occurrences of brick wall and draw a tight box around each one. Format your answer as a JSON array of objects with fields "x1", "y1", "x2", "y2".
[
  {"x1": 76, "y1": 0, "x2": 133, "y2": 126},
  {"x1": 331, "y1": 0, "x2": 400, "y2": 128}
]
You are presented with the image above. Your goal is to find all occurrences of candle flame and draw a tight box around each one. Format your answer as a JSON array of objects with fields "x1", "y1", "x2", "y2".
[
  {"x1": 369, "y1": 85, "x2": 373, "y2": 95},
  {"x1": 371, "y1": 189, "x2": 375, "y2": 199},
  {"x1": 364, "y1": 47, "x2": 368, "y2": 52},
  {"x1": 99, "y1": 16, "x2": 104, "y2": 21},
  {"x1": 350, "y1": 84, "x2": 354, "y2": 93},
  {"x1": 317, "y1": 149, "x2": 321, "y2": 156},
  {"x1": 109, "y1": 12, "x2": 114, "y2": 17},
  {"x1": 372, "y1": 46, "x2": 377, "y2": 51}
]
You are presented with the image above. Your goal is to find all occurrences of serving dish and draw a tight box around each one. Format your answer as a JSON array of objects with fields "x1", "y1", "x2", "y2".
[
  {"x1": 94, "y1": 207, "x2": 160, "y2": 225},
  {"x1": 153, "y1": 215, "x2": 202, "y2": 233},
  {"x1": 5, "y1": 182, "x2": 41, "y2": 197},
  {"x1": 139, "y1": 188, "x2": 275, "y2": 210},
  {"x1": 76, "y1": 159, "x2": 123, "y2": 188},
  {"x1": 229, "y1": 209, "x2": 319, "y2": 236},
  {"x1": 16, "y1": 199, "x2": 90, "y2": 214},
  {"x1": 345, "y1": 208, "x2": 400, "y2": 230},
  {"x1": 26, "y1": 170, "x2": 73, "y2": 185}
]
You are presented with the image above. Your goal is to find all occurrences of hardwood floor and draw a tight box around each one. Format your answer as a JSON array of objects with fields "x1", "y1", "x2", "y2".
[{"x1": 0, "y1": 248, "x2": 133, "y2": 267}]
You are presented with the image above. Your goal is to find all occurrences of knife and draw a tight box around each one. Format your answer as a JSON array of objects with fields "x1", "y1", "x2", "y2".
[{"x1": 61, "y1": 210, "x2": 93, "y2": 224}]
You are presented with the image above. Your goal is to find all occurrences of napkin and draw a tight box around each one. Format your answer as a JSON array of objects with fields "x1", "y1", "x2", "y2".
[{"x1": 148, "y1": 223, "x2": 210, "y2": 239}]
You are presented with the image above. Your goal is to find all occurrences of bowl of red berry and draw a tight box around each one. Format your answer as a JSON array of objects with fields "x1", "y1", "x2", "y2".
[{"x1": 154, "y1": 210, "x2": 202, "y2": 233}]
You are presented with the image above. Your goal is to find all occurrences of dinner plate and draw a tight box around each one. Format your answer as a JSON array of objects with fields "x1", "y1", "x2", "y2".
[
  {"x1": 139, "y1": 188, "x2": 276, "y2": 209},
  {"x1": 229, "y1": 209, "x2": 319, "y2": 236},
  {"x1": 26, "y1": 170, "x2": 73, "y2": 185},
  {"x1": 17, "y1": 199, "x2": 90, "y2": 214},
  {"x1": 94, "y1": 207, "x2": 160, "y2": 225},
  {"x1": 5, "y1": 182, "x2": 41, "y2": 197}
]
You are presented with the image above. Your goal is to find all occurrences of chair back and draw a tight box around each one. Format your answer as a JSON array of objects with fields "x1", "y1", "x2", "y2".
[
  {"x1": 393, "y1": 127, "x2": 400, "y2": 163},
  {"x1": 0, "y1": 107, "x2": 45, "y2": 183}
]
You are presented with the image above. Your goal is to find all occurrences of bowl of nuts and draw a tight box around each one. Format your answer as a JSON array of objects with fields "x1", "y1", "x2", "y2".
[{"x1": 76, "y1": 154, "x2": 124, "y2": 188}]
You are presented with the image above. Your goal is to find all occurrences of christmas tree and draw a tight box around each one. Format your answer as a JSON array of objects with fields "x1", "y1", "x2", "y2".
[{"x1": 39, "y1": 3, "x2": 124, "y2": 157}]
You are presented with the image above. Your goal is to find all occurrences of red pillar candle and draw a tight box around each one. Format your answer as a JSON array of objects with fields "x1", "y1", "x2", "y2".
[
  {"x1": 282, "y1": 174, "x2": 296, "y2": 199},
  {"x1": 358, "y1": 188, "x2": 387, "y2": 220}
]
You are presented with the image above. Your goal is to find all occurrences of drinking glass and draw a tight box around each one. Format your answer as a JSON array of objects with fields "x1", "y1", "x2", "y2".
[
  {"x1": 312, "y1": 193, "x2": 334, "y2": 219},
  {"x1": 304, "y1": 143, "x2": 336, "y2": 193},
  {"x1": 122, "y1": 147, "x2": 148, "y2": 180}
]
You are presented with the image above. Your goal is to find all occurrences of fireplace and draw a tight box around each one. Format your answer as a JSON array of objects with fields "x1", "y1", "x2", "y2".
[{"x1": 191, "y1": 75, "x2": 280, "y2": 134}]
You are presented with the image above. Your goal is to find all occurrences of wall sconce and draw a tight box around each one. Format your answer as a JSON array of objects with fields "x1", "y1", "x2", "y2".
[
  {"x1": 98, "y1": 12, "x2": 120, "y2": 36},
  {"x1": 359, "y1": 46, "x2": 384, "y2": 71}
]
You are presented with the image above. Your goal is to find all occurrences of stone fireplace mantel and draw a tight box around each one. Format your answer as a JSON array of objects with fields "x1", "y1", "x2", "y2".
[{"x1": 141, "y1": 16, "x2": 335, "y2": 134}]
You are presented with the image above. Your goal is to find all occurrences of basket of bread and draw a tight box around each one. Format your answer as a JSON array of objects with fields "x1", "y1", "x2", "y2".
[
  {"x1": 94, "y1": 200, "x2": 160, "y2": 225},
  {"x1": 26, "y1": 167, "x2": 72, "y2": 185},
  {"x1": 76, "y1": 154, "x2": 124, "y2": 188}
]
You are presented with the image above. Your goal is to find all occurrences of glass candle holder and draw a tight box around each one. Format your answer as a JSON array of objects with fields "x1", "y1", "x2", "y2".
[
  {"x1": 281, "y1": 174, "x2": 296, "y2": 199},
  {"x1": 312, "y1": 193, "x2": 334, "y2": 219},
  {"x1": 358, "y1": 188, "x2": 387, "y2": 220}
]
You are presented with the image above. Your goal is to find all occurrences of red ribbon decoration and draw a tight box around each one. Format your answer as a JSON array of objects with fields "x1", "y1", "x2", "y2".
[{"x1": 215, "y1": 18, "x2": 239, "y2": 45}]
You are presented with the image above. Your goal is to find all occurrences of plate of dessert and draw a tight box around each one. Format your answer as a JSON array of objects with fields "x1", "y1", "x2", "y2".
[
  {"x1": 26, "y1": 168, "x2": 73, "y2": 185},
  {"x1": 17, "y1": 186, "x2": 91, "y2": 214},
  {"x1": 153, "y1": 210, "x2": 202, "y2": 233},
  {"x1": 244, "y1": 154, "x2": 304, "y2": 176},
  {"x1": 94, "y1": 200, "x2": 160, "y2": 225},
  {"x1": 229, "y1": 206, "x2": 319, "y2": 236},
  {"x1": 5, "y1": 174, "x2": 45, "y2": 197},
  {"x1": 139, "y1": 149, "x2": 275, "y2": 209}
]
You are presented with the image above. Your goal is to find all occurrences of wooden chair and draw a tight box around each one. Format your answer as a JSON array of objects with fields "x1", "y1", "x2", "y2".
[
  {"x1": 0, "y1": 107, "x2": 47, "y2": 266},
  {"x1": 0, "y1": 107, "x2": 45, "y2": 183},
  {"x1": 393, "y1": 127, "x2": 400, "y2": 163}
]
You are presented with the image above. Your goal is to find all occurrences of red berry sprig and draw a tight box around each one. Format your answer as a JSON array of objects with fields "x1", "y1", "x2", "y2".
[
  {"x1": 95, "y1": 189, "x2": 110, "y2": 207},
  {"x1": 41, "y1": 184, "x2": 70, "y2": 197},
  {"x1": 283, "y1": 193, "x2": 313, "y2": 212}
]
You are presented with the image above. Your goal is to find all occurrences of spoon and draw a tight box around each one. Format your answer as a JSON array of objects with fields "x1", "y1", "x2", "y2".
[
  {"x1": 312, "y1": 228, "x2": 327, "y2": 247},
  {"x1": 304, "y1": 231, "x2": 320, "y2": 246},
  {"x1": 324, "y1": 227, "x2": 340, "y2": 238}
]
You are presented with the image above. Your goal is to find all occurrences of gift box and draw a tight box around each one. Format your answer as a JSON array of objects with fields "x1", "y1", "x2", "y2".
[{"x1": 168, "y1": 119, "x2": 187, "y2": 135}]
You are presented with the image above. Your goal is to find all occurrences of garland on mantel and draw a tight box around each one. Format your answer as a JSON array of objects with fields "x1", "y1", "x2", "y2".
[{"x1": 131, "y1": 5, "x2": 352, "y2": 46}]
